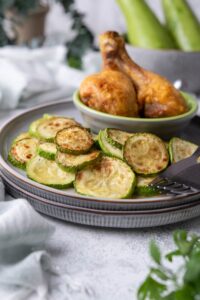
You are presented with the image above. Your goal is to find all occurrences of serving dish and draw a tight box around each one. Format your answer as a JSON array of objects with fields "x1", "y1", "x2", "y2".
[
  {"x1": 1, "y1": 98, "x2": 200, "y2": 225},
  {"x1": 73, "y1": 90, "x2": 198, "y2": 137}
]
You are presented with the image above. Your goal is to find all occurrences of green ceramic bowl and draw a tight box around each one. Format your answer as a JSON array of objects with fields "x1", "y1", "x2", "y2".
[{"x1": 73, "y1": 90, "x2": 198, "y2": 137}]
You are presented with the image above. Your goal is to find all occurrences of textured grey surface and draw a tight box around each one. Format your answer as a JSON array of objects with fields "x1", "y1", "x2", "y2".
[
  {"x1": 44, "y1": 216, "x2": 200, "y2": 300},
  {"x1": 5, "y1": 190, "x2": 200, "y2": 299},
  {"x1": 1, "y1": 109, "x2": 200, "y2": 300}
]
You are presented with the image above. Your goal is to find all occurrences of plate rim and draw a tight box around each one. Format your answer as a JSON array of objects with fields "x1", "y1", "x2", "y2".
[
  {"x1": 0, "y1": 98, "x2": 200, "y2": 206},
  {"x1": 3, "y1": 172, "x2": 200, "y2": 216}
]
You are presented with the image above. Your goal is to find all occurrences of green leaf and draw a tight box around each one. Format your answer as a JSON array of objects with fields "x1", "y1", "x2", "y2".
[
  {"x1": 150, "y1": 240, "x2": 161, "y2": 265},
  {"x1": 166, "y1": 250, "x2": 181, "y2": 262},
  {"x1": 162, "y1": 292, "x2": 176, "y2": 300},
  {"x1": 173, "y1": 230, "x2": 198, "y2": 256},
  {"x1": 192, "y1": 240, "x2": 200, "y2": 255},
  {"x1": 173, "y1": 230, "x2": 187, "y2": 243},
  {"x1": 173, "y1": 285, "x2": 194, "y2": 300},
  {"x1": 150, "y1": 268, "x2": 169, "y2": 281},
  {"x1": 184, "y1": 252, "x2": 200, "y2": 283},
  {"x1": 162, "y1": 290, "x2": 194, "y2": 300},
  {"x1": 137, "y1": 276, "x2": 166, "y2": 300},
  {"x1": 67, "y1": 55, "x2": 82, "y2": 69}
]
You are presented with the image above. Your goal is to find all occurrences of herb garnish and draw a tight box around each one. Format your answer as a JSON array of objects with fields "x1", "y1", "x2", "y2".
[{"x1": 138, "y1": 230, "x2": 200, "y2": 300}]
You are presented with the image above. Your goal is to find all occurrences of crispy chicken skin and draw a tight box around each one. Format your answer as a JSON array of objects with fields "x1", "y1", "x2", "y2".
[
  {"x1": 99, "y1": 31, "x2": 187, "y2": 118},
  {"x1": 80, "y1": 70, "x2": 139, "y2": 117}
]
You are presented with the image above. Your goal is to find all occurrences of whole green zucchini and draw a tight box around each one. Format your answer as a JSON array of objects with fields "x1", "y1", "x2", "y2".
[
  {"x1": 162, "y1": 0, "x2": 200, "y2": 51},
  {"x1": 117, "y1": 0, "x2": 177, "y2": 49}
]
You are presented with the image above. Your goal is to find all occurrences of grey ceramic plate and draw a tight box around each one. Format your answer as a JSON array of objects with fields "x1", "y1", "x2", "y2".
[
  {"x1": 0, "y1": 99, "x2": 200, "y2": 214},
  {"x1": 2, "y1": 172, "x2": 200, "y2": 228}
]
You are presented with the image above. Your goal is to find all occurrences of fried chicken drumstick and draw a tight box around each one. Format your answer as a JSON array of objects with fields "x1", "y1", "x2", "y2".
[
  {"x1": 99, "y1": 31, "x2": 187, "y2": 118},
  {"x1": 80, "y1": 69, "x2": 139, "y2": 117},
  {"x1": 80, "y1": 31, "x2": 187, "y2": 118}
]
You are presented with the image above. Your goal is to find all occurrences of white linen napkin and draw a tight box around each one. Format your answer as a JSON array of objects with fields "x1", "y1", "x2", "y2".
[
  {"x1": 0, "y1": 179, "x2": 94, "y2": 300},
  {"x1": 0, "y1": 46, "x2": 101, "y2": 110}
]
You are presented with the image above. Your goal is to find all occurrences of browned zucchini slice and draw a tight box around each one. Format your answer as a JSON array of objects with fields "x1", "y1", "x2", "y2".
[
  {"x1": 56, "y1": 126, "x2": 94, "y2": 154},
  {"x1": 106, "y1": 128, "x2": 132, "y2": 149},
  {"x1": 38, "y1": 142, "x2": 57, "y2": 160},
  {"x1": 8, "y1": 138, "x2": 39, "y2": 170},
  {"x1": 124, "y1": 133, "x2": 169, "y2": 175},
  {"x1": 74, "y1": 156, "x2": 136, "y2": 198},
  {"x1": 27, "y1": 155, "x2": 75, "y2": 189},
  {"x1": 98, "y1": 129, "x2": 123, "y2": 159},
  {"x1": 56, "y1": 149, "x2": 101, "y2": 172},
  {"x1": 36, "y1": 117, "x2": 79, "y2": 142},
  {"x1": 169, "y1": 137, "x2": 198, "y2": 163}
]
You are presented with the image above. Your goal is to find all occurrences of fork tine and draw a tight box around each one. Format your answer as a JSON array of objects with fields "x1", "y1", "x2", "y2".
[
  {"x1": 150, "y1": 176, "x2": 164, "y2": 185},
  {"x1": 157, "y1": 179, "x2": 178, "y2": 187},
  {"x1": 149, "y1": 148, "x2": 200, "y2": 195},
  {"x1": 150, "y1": 177, "x2": 199, "y2": 195}
]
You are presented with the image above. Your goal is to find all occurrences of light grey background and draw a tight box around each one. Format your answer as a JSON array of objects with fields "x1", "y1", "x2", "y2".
[
  {"x1": 76, "y1": 0, "x2": 200, "y2": 36},
  {"x1": 46, "y1": 0, "x2": 200, "y2": 45},
  {"x1": 48, "y1": 0, "x2": 200, "y2": 44}
]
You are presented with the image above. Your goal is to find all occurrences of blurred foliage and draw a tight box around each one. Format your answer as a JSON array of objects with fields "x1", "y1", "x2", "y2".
[
  {"x1": 0, "y1": 0, "x2": 40, "y2": 46},
  {"x1": 58, "y1": 0, "x2": 73, "y2": 12},
  {"x1": 0, "y1": 0, "x2": 39, "y2": 15},
  {"x1": 0, "y1": 16, "x2": 9, "y2": 46},
  {"x1": 0, "y1": 0, "x2": 94, "y2": 69},
  {"x1": 138, "y1": 230, "x2": 200, "y2": 300},
  {"x1": 66, "y1": 9, "x2": 94, "y2": 69}
]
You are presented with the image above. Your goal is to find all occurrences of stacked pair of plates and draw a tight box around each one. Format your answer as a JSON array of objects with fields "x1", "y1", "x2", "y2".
[{"x1": 0, "y1": 99, "x2": 200, "y2": 228}]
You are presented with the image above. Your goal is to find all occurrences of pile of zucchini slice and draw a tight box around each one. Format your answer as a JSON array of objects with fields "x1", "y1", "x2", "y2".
[{"x1": 8, "y1": 114, "x2": 199, "y2": 199}]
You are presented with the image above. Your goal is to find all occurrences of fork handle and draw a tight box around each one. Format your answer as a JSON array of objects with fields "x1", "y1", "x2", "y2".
[{"x1": 191, "y1": 146, "x2": 200, "y2": 161}]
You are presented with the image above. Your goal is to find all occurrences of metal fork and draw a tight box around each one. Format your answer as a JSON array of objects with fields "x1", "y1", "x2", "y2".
[{"x1": 150, "y1": 146, "x2": 200, "y2": 195}]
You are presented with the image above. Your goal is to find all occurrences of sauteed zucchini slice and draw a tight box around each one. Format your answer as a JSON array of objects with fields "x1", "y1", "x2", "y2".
[
  {"x1": 75, "y1": 156, "x2": 136, "y2": 198},
  {"x1": 13, "y1": 132, "x2": 31, "y2": 143},
  {"x1": 56, "y1": 126, "x2": 94, "y2": 154},
  {"x1": 36, "y1": 117, "x2": 79, "y2": 142},
  {"x1": 27, "y1": 155, "x2": 75, "y2": 189},
  {"x1": 56, "y1": 149, "x2": 101, "y2": 172},
  {"x1": 98, "y1": 129, "x2": 123, "y2": 159},
  {"x1": 38, "y1": 142, "x2": 57, "y2": 160},
  {"x1": 135, "y1": 176, "x2": 159, "y2": 196},
  {"x1": 169, "y1": 137, "x2": 198, "y2": 163},
  {"x1": 124, "y1": 133, "x2": 169, "y2": 175},
  {"x1": 8, "y1": 138, "x2": 39, "y2": 170},
  {"x1": 29, "y1": 114, "x2": 52, "y2": 138},
  {"x1": 106, "y1": 128, "x2": 132, "y2": 149}
]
